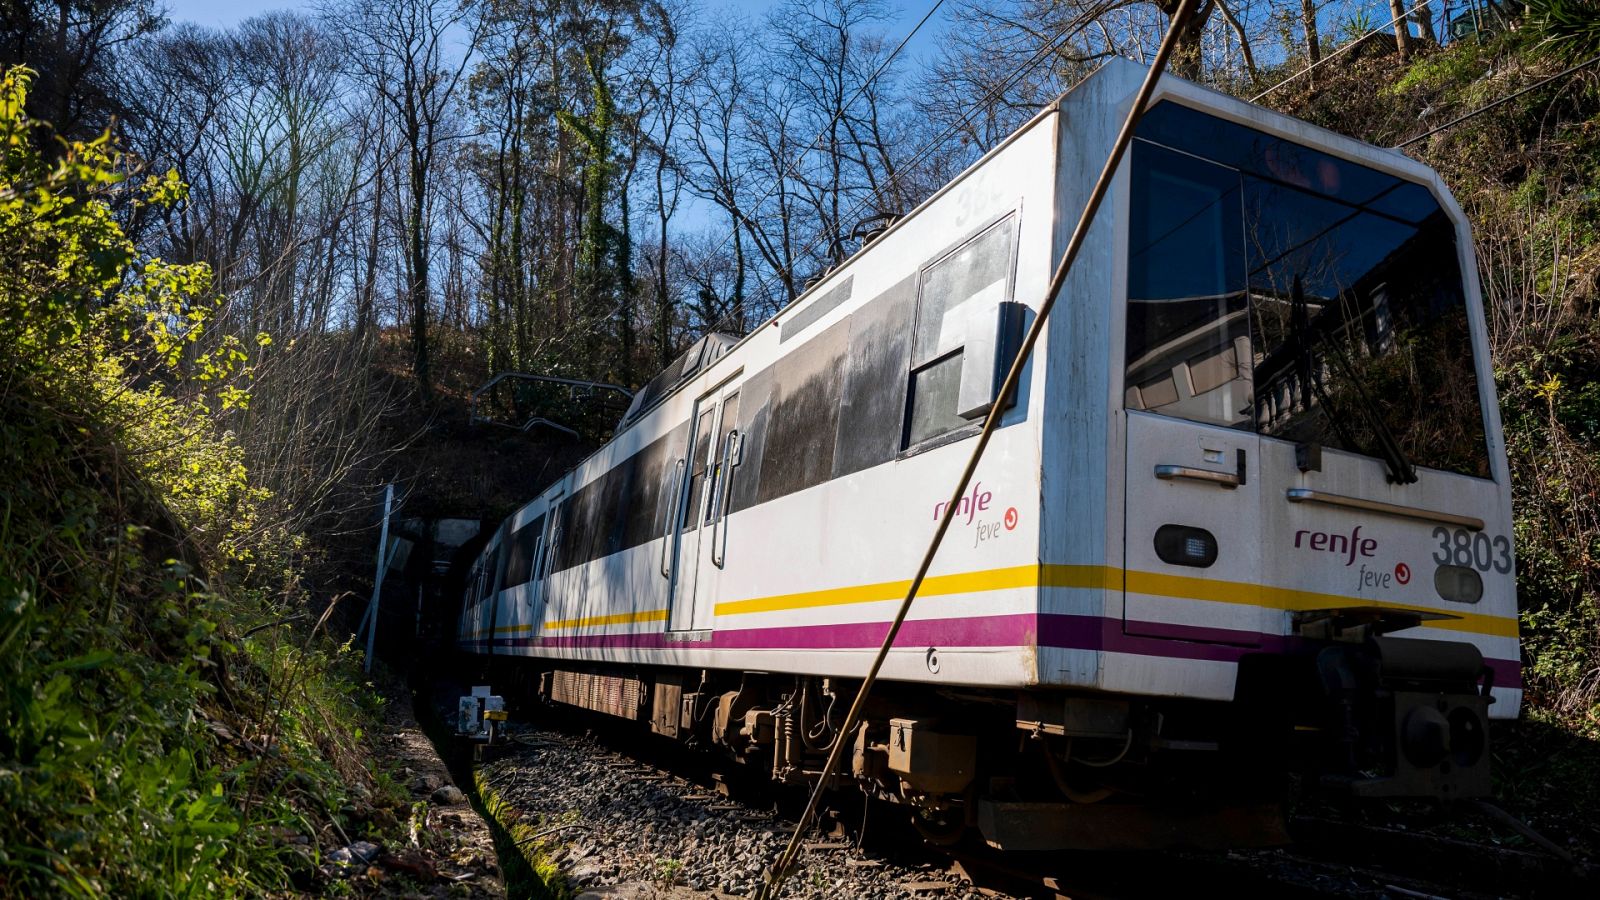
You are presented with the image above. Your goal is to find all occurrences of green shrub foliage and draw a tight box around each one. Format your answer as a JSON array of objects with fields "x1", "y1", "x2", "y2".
[{"x1": 1, "y1": 67, "x2": 394, "y2": 897}]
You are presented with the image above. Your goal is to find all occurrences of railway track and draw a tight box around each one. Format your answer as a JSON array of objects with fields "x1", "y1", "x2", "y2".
[{"x1": 436, "y1": 686, "x2": 1593, "y2": 900}]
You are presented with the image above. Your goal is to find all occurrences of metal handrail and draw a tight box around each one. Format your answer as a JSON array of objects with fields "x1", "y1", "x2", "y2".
[
  {"x1": 1286, "y1": 488, "x2": 1485, "y2": 531},
  {"x1": 711, "y1": 432, "x2": 741, "y2": 569},
  {"x1": 1154, "y1": 464, "x2": 1241, "y2": 488}
]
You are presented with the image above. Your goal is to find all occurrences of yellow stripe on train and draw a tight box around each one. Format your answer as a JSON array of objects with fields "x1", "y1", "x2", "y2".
[{"x1": 516, "y1": 563, "x2": 1515, "y2": 639}]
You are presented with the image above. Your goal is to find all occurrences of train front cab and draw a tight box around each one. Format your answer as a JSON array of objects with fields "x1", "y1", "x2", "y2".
[{"x1": 1095, "y1": 65, "x2": 1517, "y2": 802}]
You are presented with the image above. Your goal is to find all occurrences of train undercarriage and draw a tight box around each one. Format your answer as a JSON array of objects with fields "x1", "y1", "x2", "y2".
[{"x1": 471, "y1": 634, "x2": 1493, "y2": 852}]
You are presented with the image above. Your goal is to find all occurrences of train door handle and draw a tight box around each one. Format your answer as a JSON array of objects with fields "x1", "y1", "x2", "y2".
[
  {"x1": 1154, "y1": 449, "x2": 1247, "y2": 488},
  {"x1": 661, "y1": 458, "x2": 685, "y2": 577}
]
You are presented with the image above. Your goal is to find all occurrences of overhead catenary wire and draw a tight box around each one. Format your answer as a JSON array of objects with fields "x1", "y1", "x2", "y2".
[
  {"x1": 702, "y1": 6, "x2": 1104, "y2": 339},
  {"x1": 1395, "y1": 52, "x2": 1600, "y2": 148},
  {"x1": 694, "y1": 0, "x2": 950, "y2": 279},
  {"x1": 748, "y1": 1, "x2": 1203, "y2": 897}
]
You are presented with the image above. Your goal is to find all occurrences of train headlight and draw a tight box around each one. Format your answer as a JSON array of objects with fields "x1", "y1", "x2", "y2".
[
  {"x1": 1434, "y1": 565, "x2": 1484, "y2": 604},
  {"x1": 1154, "y1": 524, "x2": 1217, "y2": 568}
]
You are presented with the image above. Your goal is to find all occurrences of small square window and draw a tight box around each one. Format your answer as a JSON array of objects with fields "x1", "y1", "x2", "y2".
[{"x1": 905, "y1": 351, "x2": 967, "y2": 447}]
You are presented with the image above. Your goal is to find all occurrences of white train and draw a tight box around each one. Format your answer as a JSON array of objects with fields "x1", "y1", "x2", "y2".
[{"x1": 457, "y1": 59, "x2": 1518, "y2": 849}]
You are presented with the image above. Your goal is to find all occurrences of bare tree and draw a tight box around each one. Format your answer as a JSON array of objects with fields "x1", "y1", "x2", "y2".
[
  {"x1": 335, "y1": 0, "x2": 480, "y2": 398},
  {"x1": 628, "y1": 0, "x2": 698, "y2": 366},
  {"x1": 1214, "y1": 0, "x2": 1258, "y2": 81},
  {"x1": 0, "y1": 0, "x2": 164, "y2": 140},
  {"x1": 682, "y1": 18, "x2": 754, "y2": 328}
]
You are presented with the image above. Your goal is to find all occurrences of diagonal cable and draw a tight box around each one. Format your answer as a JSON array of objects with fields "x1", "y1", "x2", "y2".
[{"x1": 749, "y1": 1, "x2": 1203, "y2": 896}]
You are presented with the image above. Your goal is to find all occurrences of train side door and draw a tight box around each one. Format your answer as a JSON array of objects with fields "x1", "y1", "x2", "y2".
[
  {"x1": 540, "y1": 492, "x2": 566, "y2": 621},
  {"x1": 1121, "y1": 139, "x2": 1271, "y2": 645},
  {"x1": 667, "y1": 383, "x2": 741, "y2": 635},
  {"x1": 532, "y1": 493, "x2": 561, "y2": 622}
]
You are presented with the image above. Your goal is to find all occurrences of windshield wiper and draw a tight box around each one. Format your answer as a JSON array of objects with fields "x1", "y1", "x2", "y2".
[{"x1": 1290, "y1": 276, "x2": 1418, "y2": 485}]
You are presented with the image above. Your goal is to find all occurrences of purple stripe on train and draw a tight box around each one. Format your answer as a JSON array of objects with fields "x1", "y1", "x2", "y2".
[{"x1": 487, "y1": 612, "x2": 1521, "y2": 689}]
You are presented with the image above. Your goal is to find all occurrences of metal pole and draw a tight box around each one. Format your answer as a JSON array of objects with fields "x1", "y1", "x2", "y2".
[{"x1": 363, "y1": 483, "x2": 394, "y2": 673}]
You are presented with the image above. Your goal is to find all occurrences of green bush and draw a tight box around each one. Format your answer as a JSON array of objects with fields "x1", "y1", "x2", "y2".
[
  {"x1": 1, "y1": 66, "x2": 400, "y2": 898},
  {"x1": 1525, "y1": 0, "x2": 1600, "y2": 61}
]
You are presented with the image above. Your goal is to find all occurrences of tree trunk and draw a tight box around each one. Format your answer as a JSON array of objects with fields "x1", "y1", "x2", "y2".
[
  {"x1": 654, "y1": 158, "x2": 673, "y2": 368},
  {"x1": 1390, "y1": 0, "x2": 1413, "y2": 62},
  {"x1": 1412, "y1": 5, "x2": 1437, "y2": 46},
  {"x1": 1302, "y1": 0, "x2": 1322, "y2": 65},
  {"x1": 731, "y1": 214, "x2": 746, "y2": 334},
  {"x1": 1215, "y1": 0, "x2": 1258, "y2": 82},
  {"x1": 409, "y1": 144, "x2": 431, "y2": 397},
  {"x1": 1156, "y1": 0, "x2": 1217, "y2": 81},
  {"x1": 616, "y1": 165, "x2": 635, "y2": 386}
]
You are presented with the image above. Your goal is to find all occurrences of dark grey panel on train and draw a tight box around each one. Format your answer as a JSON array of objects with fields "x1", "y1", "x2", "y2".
[
  {"x1": 834, "y1": 275, "x2": 916, "y2": 478},
  {"x1": 551, "y1": 423, "x2": 687, "y2": 572},
  {"x1": 758, "y1": 317, "x2": 849, "y2": 503},
  {"x1": 779, "y1": 275, "x2": 853, "y2": 343},
  {"x1": 727, "y1": 368, "x2": 773, "y2": 514},
  {"x1": 502, "y1": 513, "x2": 546, "y2": 588}
]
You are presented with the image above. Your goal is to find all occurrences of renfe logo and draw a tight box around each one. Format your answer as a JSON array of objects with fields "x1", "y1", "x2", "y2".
[
  {"x1": 934, "y1": 481, "x2": 992, "y2": 525},
  {"x1": 1295, "y1": 526, "x2": 1377, "y2": 567}
]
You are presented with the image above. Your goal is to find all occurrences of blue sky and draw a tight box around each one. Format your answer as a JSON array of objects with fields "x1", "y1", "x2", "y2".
[
  {"x1": 159, "y1": 1, "x2": 1411, "y2": 73},
  {"x1": 160, "y1": 0, "x2": 955, "y2": 64},
  {"x1": 162, "y1": 1, "x2": 293, "y2": 29}
]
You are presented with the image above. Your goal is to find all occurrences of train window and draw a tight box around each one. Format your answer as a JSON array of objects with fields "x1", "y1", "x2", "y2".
[
  {"x1": 906, "y1": 351, "x2": 966, "y2": 447},
  {"x1": 502, "y1": 515, "x2": 545, "y2": 588},
  {"x1": 532, "y1": 525, "x2": 549, "y2": 582},
  {"x1": 1135, "y1": 101, "x2": 1397, "y2": 210},
  {"x1": 547, "y1": 500, "x2": 567, "y2": 573},
  {"x1": 905, "y1": 216, "x2": 1016, "y2": 448},
  {"x1": 833, "y1": 276, "x2": 915, "y2": 478},
  {"x1": 559, "y1": 487, "x2": 590, "y2": 569},
  {"x1": 1245, "y1": 176, "x2": 1490, "y2": 478},
  {"x1": 1128, "y1": 102, "x2": 1491, "y2": 478},
  {"x1": 597, "y1": 461, "x2": 629, "y2": 559},
  {"x1": 1124, "y1": 141, "x2": 1251, "y2": 429},
  {"x1": 727, "y1": 370, "x2": 771, "y2": 514},
  {"x1": 479, "y1": 546, "x2": 500, "y2": 599},
  {"x1": 542, "y1": 433, "x2": 685, "y2": 573},
  {"x1": 684, "y1": 407, "x2": 715, "y2": 532},
  {"x1": 622, "y1": 430, "x2": 675, "y2": 548},
  {"x1": 704, "y1": 393, "x2": 740, "y2": 525}
]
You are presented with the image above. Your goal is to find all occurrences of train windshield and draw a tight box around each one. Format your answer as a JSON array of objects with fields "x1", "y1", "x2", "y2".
[{"x1": 1124, "y1": 102, "x2": 1491, "y2": 479}]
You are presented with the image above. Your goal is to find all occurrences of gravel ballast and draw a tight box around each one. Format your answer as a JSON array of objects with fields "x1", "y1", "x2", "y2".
[{"x1": 475, "y1": 724, "x2": 992, "y2": 900}]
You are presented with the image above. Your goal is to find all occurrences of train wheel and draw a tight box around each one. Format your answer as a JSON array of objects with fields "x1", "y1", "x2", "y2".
[{"x1": 911, "y1": 809, "x2": 965, "y2": 846}]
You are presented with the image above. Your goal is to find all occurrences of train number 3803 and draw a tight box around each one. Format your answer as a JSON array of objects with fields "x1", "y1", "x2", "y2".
[{"x1": 1432, "y1": 526, "x2": 1513, "y2": 574}]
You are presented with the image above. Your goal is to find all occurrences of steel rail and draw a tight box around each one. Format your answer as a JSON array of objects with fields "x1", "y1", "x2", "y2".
[{"x1": 751, "y1": 1, "x2": 1203, "y2": 896}]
